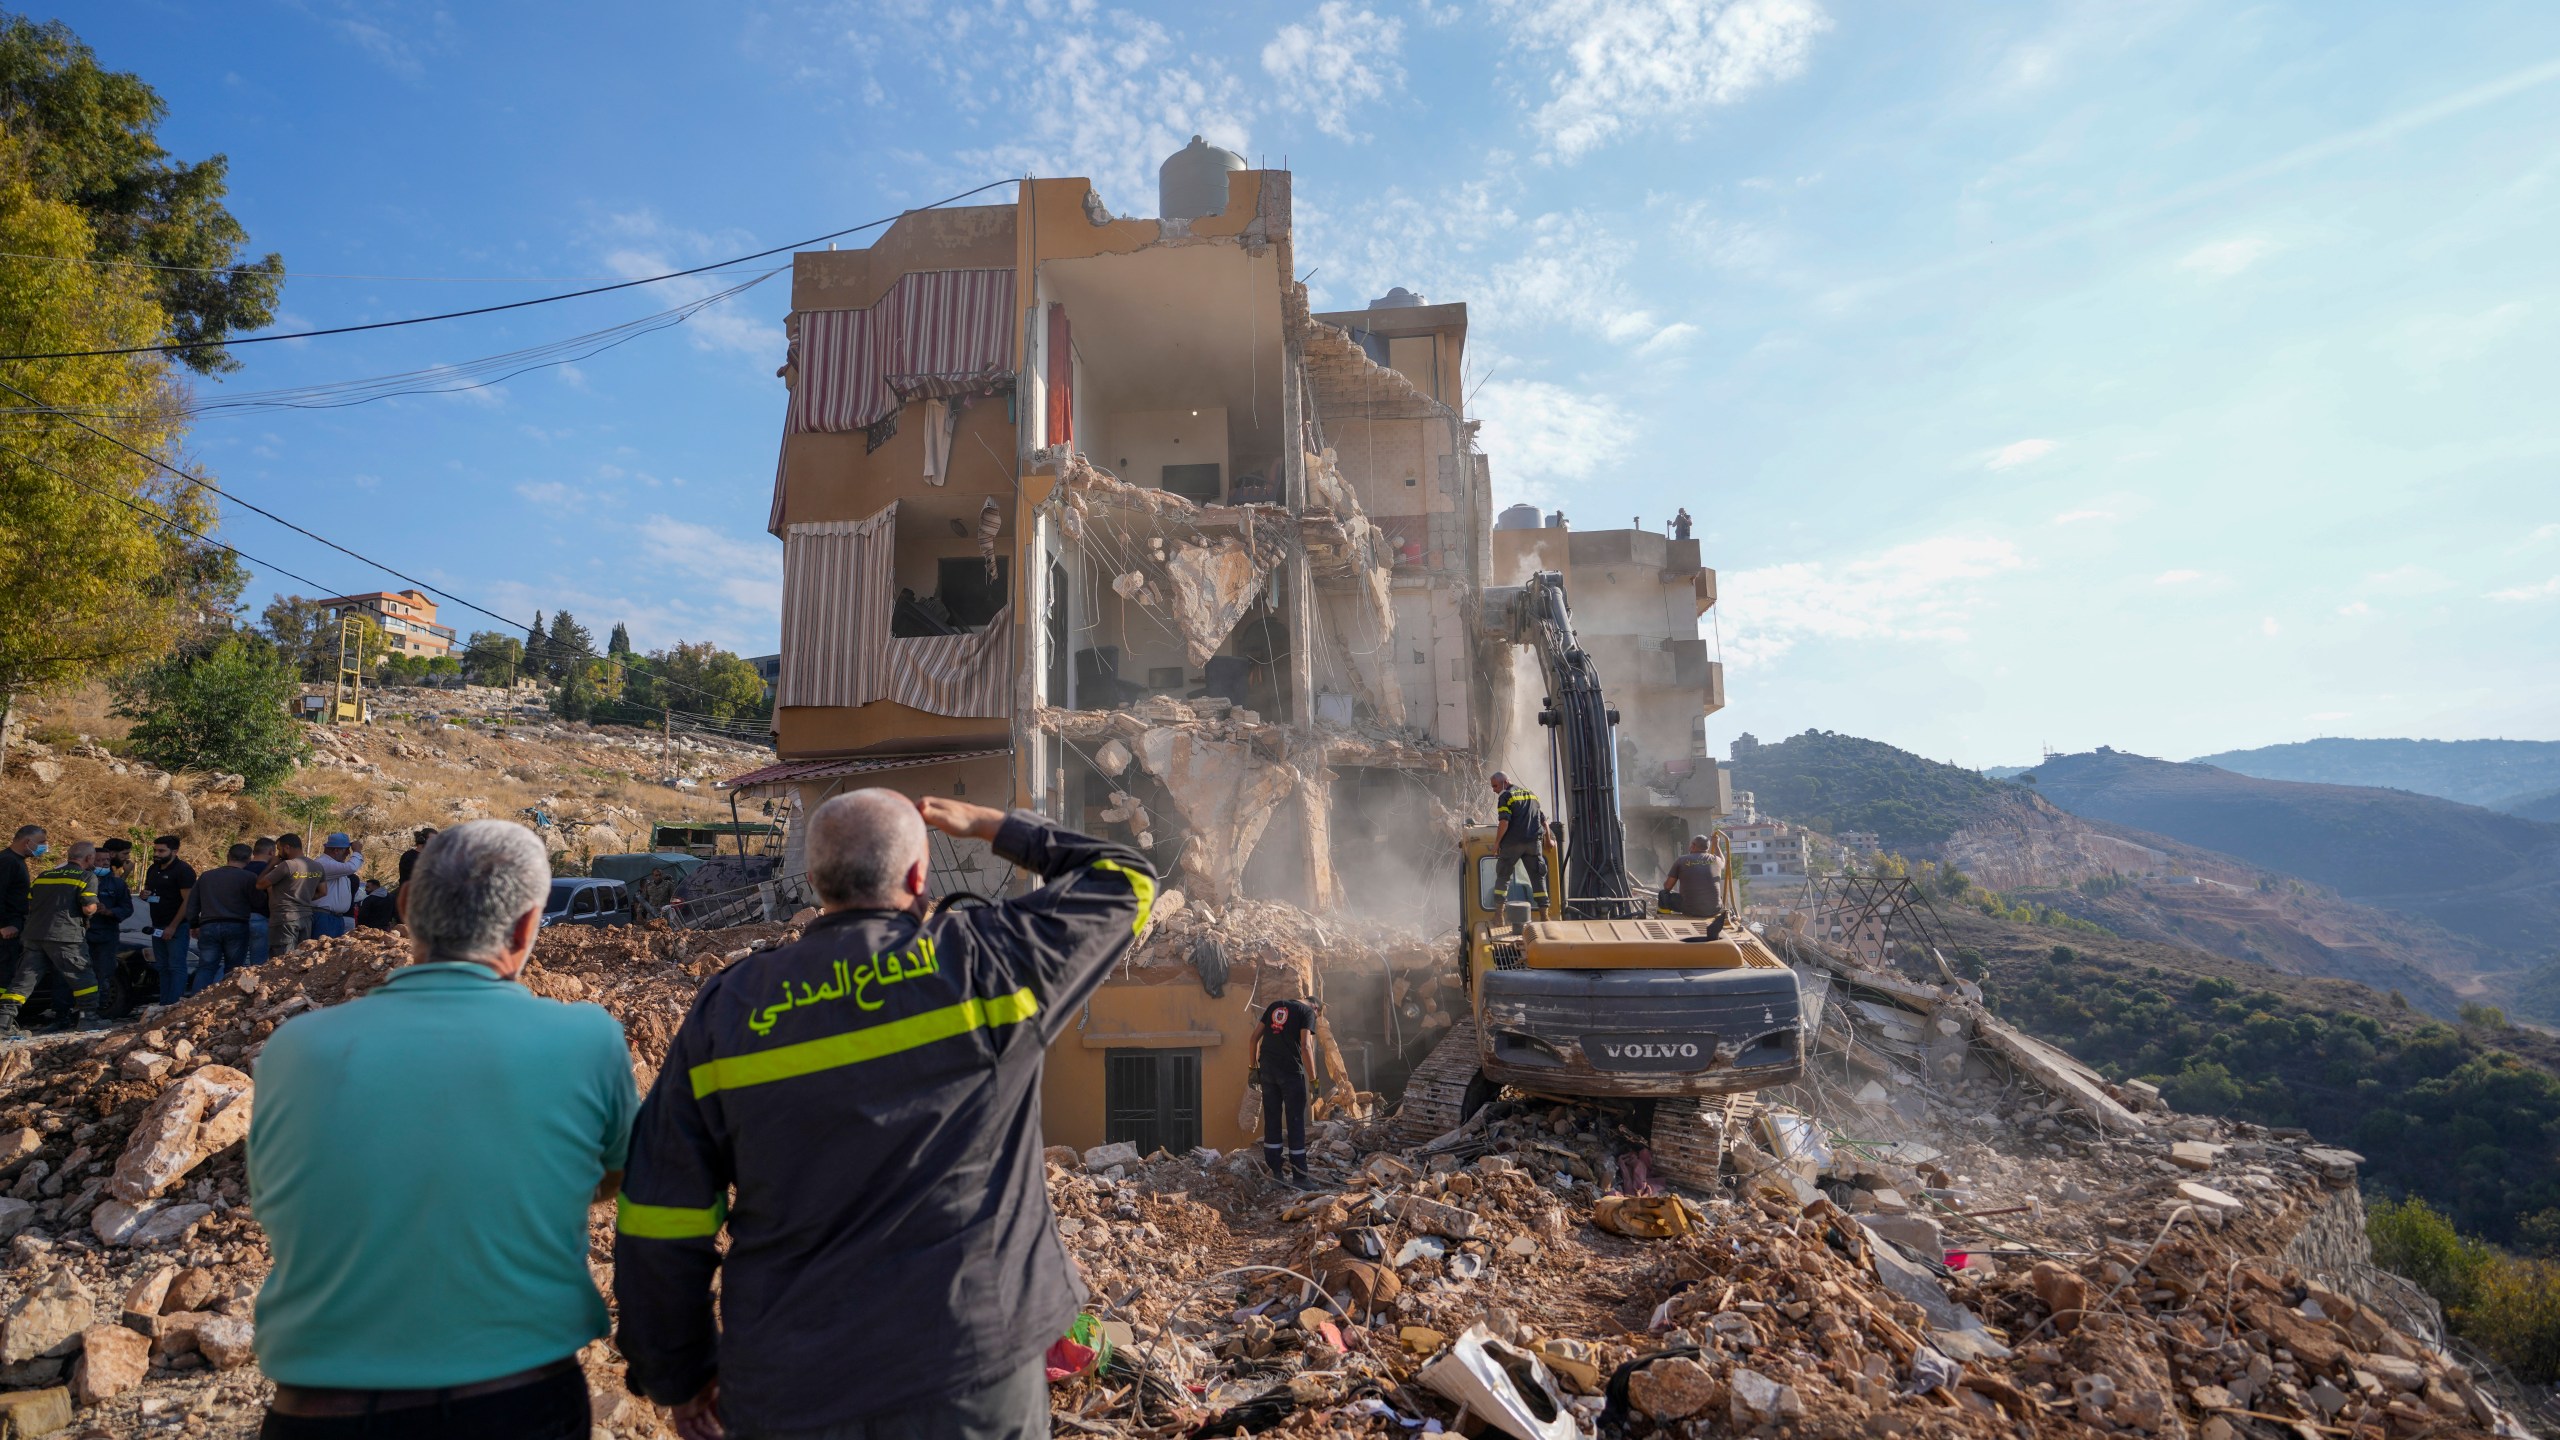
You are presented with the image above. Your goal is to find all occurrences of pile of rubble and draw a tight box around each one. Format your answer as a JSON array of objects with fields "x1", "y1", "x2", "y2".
[
  {"x1": 1038, "y1": 938, "x2": 2527, "y2": 1440},
  {"x1": 0, "y1": 920, "x2": 799, "y2": 1437}
]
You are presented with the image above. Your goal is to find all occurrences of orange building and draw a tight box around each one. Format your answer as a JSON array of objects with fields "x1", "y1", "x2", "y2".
[
  {"x1": 315, "y1": 589, "x2": 456, "y2": 658},
  {"x1": 724, "y1": 144, "x2": 1504, "y2": 1153}
]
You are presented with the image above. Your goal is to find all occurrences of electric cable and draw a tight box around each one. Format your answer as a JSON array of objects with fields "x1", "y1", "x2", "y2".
[
  {"x1": 0, "y1": 267, "x2": 782, "y2": 419},
  {"x1": 1, "y1": 442, "x2": 352, "y2": 599},
  {"x1": 0, "y1": 176, "x2": 1018, "y2": 363},
  {"x1": 0, "y1": 373, "x2": 762, "y2": 716},
  {"x1": 0, "y1": 250, "x2": 781, "y2": 284}
]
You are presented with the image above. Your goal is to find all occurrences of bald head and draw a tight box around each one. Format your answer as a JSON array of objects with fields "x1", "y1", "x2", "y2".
[{"x1": 808, "y1": 788, "x2": 931, "y2": 911}]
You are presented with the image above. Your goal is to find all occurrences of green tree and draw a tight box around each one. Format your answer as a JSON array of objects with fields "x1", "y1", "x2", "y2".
[
  {"x1": 553, "y1": 659, "x2": 601, "y2": 722},
  {"x1": 608, "y1": 621, "x2": 631, "y2": 657},
  {"x1": 544, "y1": 611, "x2": 594, "y2": 682},
  {"x1": 0, "y1": 16, "x2": 282, "y2": 372},
  {"x1": 0, "y1": 130, "x2": 222, "y2": 733},
  {"x1": 114, "y1": 634, "x2": 308, "y2": 789},
  {"x1": 522, "y1": 609, "x2": 548, "y2": 682},
  {"x1": 653, "y1": 641, "x2": 770, "y2": 721},
  {"x1": 460, "y1": 631, "x2": 522, "y2": 686}
]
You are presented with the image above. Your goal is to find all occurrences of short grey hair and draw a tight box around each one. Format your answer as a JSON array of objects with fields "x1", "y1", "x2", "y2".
[
  {"x1": 66, "y1": 841, "x2": 94, "y2": 865},
  {"x1": 807, "y1": 789, "x2": 928, "y2": 909},
  {"x1": 405, "y1": 820, "x2": 551, "y2": 962}
]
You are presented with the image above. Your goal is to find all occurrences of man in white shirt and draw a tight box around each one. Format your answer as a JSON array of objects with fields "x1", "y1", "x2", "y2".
[
  {"x1": 310, "y1": 833, "x2": 364, "y2": 939},
  {"x1": 258, "y1": 834, "x2": 365, "y2": 958}
]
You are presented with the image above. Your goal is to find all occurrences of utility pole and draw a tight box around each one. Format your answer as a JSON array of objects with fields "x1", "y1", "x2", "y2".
[{"x1": 662, "y1": 707, "x2": 672, "y2": 783}]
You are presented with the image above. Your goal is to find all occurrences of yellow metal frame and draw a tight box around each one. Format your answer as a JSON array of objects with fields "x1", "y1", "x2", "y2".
[{"x1": 330, "y1": 614, "x2": 367, "y2": 724}]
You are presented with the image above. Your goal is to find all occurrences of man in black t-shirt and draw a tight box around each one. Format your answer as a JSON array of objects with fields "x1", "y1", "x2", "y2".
[
  {"x1": 1660, "y1": 835, "x2": 1728, "y2": 928},
  {"x1": 1250, "y1": 997, "x2": 1319, "y2": 1184},
  {"x1": 143, "y1": 836, "x2": 196, "y2": 1005}
]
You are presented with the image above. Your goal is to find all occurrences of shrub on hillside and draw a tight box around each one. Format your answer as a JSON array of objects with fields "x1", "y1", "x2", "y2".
[
  {"x1": 2369, "y1": 1197, "x2": 2560, "y2": 1383},
  {"x1": 114, "y1": 636, "x2": 308, "y2": 790}
]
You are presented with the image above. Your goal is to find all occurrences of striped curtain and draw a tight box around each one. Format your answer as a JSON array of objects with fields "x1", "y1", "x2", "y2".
[
  {"x1": 777, "y1": 501, "x2": 1013, "y2": 720},
  {"x1": 777, "y1": 507, "x2": 897, "y2": 708},
  {"x1": 787, "y1": 268, "x2": 1016, "y2": 434}
]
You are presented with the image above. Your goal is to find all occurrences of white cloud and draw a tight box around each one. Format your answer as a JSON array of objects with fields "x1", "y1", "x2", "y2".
[
  {"x1": 2399, "y1": 301, "x2": 2530, "y2": 375},
  {"x1": 1720, "y1": 535, "x2": 2024, "y2": 666},
  {"x1": 1473, "y1": 379, "x2": 1630, "y2": 503},
  {"x1": 596, "y1": 212, "x2": 780, "y2": 361},
  {"x1": 515, "y1": 481, "x2": 577, "y2": 507},
  {"x1": 1635, "y1": 321, "x2": 1701, "y2": 355},
  {"x1": 2338, "y1": 601, "x2": 2371, "y2": 617},
  {"x1": 2051, "y1": 508, "x2": 2115, "y2": 525},
  {"x1": 2307, "y1": 710, "x2": 2352, "y2": 722},
  {"x1": 1987, "y1": 438, "x2": 2057, "y2": 470},
  {"x1": 2527, "y1": 523, "x2": 2560, "y2": 547},
  {"x1": 2260, "y1": 616, "x2": 2282, "y2": 637},
  {"x1": 636, "y1": 515, "x2": 784, "y2": 614},
  {"x1": 2489, "y1": 576, "x2": 2560, "y2": 602},
  {"x1": 1494, "y1": 0, "x2": 1831, "y2": 160},
  {"x1": 2154, "y1": 569, "x2": 2207, "y2": 585},
  {"x1": 1263, "y1": 3, "x2": 1404, "y2": 140},
  {"x1": 2362, "y1": 564, "x2": 2454, "y2": 595},
  {"x1": 2178, "y1": 235, "x2": 2279, "y2": 278}
]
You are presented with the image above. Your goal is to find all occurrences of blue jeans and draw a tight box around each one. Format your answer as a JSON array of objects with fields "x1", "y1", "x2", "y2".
[
  {"x1": 194, "y1": 922, "x2": 249, "y2": 988},
  {"x1": 311, "y1": 912, "x2": 352, "y2": 939},
  {"x1": 151, "y1": 929, "x2": 191, "y2": 1005},
  {"x1": 246, "y1": 914, "x2": 269, "y2": 966}
]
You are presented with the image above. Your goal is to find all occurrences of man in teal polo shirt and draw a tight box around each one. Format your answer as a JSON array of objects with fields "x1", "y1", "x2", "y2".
[{"x1": 249, "y1": 819, "x2": 636, "y2": 1439}]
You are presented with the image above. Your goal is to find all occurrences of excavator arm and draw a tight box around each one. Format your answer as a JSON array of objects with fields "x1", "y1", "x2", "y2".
[{"x1": 1483, "y1": 572, "x2": 1644, "y2": 920}]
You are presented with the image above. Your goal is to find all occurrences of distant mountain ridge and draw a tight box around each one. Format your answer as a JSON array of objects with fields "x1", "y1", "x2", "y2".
[
  {"x1": 2023, "y1": 748, "x2": 2560, "y2": 963},
  {"x1": 2194, "y1": 737, "x2": 2560, "y2": 813},
  {"x1": 1726, "y1": 731, "x2": 2492, "y2": 1016}
]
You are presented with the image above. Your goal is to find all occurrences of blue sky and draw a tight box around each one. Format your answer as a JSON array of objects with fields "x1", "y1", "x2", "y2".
[{"x1": 72, "y1": 0, "x2": 2560, "y2": 767}]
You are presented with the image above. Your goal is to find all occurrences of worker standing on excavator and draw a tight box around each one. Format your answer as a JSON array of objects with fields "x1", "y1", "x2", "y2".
[
  {"x1": 1489, "y1": 771, "x2": 1550, "y2": 912},
  {"x1": 613, "y1": 791, "x2": 1155, "y2": 1440}
]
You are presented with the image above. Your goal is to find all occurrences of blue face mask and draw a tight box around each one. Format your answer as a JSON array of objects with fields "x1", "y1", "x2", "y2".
[
  {"x1": 95, "y1": 866, "x2": 109, "y2": 877},
  {"x1": 30, "y1": 843, "x2": 47, "y2": 858}
]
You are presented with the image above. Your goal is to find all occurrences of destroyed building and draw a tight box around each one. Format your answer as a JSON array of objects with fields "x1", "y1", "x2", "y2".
[
  {"x1": 1492, "y1": 513, "x2": 1729, "y2": 882},
  {"x1": 720, "y1": 142, "x2": 1734, "y2": 1156}
]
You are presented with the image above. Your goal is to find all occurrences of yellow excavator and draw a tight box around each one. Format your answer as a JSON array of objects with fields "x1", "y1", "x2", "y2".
[{"x1": 1388, "y1": 572, "x2": 1803, "y2": 1185}]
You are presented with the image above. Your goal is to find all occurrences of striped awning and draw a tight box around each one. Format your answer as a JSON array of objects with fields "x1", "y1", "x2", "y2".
[
  {"x1": 720, "y1": 748, "x2": 1010, "y2": 791},
  {"x1": 788, "y1": 268, "x2": 1016, "y2": 434}
]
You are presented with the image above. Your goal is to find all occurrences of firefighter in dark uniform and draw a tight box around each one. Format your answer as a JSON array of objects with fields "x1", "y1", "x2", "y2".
[
  {"x1": 2, "y1": 839, "x2": 107, "y2": 1035},
  {"x1": 1251, "y1": 995, "x2": 1320, "y2": 1185},
  {"x1": 1489, "y1": 770, "x2": 1551, "y2": 911},
  {"x1": 0, "y1": 826, "x2": 39, "y2": 1021},
  {"x1": 613, "y1": 790, "x2": 1154, "y2": 1440}
]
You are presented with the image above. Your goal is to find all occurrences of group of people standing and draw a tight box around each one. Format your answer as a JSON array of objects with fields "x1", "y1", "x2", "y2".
[{"x1": 0, "y1": 824, "x2": 438, "y2": 1032}]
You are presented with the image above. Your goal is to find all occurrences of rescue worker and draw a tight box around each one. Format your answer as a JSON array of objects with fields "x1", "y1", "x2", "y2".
[
  {"x1": 0, "y1": 826, "x2": 45, "y2": 1027},
  {"x1": 614, "y1": 790, "x2": 1155, "y2": 1440},
  {"x1": 1660, "y1": 834, "x2": 1730, "y2": 934},
  {"x1": 636, "y1": 864, "x2": 677, "y2": 924},
  {"x1": 2, "y1": 840, "x2": 106, "y2": 1035},
  {"x1": 1489, "y1": 771, "x2": 1551, "y2": 912},
  {"x1": 1250, "y1": 995, "x2": 1320, "y2": 1185}
]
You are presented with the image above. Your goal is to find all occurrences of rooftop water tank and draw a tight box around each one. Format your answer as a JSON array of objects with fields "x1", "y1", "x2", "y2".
[
  {"x1": 1160, "y1": 135, "x2": 1246, "y2": 220},
  {"x1": 1495, "y1": 503, "x2": 1544, "y2": 531},
  {"x1": 1370, "y1": 286, "x2": 1427, "y2": 309}
]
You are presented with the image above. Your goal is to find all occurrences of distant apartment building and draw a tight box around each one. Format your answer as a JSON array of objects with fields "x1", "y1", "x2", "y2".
[
  {"x1": 316, "y1": 589, "x2": 455, "y2": 658},
  {"x1": 1722, "y1": 816, "x2": 1810, "y2": 880},
  {"x1": 1491, "y1": 514, "x2": 1728, "y2": 882}
]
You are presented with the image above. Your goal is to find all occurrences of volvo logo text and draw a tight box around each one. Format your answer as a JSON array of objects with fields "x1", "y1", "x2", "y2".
[{"x1": 1601, "y1": 1042, "x2": 1698, "y2": 1059}]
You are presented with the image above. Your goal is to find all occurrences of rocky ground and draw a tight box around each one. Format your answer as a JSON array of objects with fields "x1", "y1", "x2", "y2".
[{"x1": 0, "y1": 917, "x2": 2529, "y2": 1440}]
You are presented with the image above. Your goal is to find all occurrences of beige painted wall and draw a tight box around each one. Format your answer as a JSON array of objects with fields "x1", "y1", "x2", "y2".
[{"x1": 1100, "y1": 407, "x2": 1231, "y2": 497}]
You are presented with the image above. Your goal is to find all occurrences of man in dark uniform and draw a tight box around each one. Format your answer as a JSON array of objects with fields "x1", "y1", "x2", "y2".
[
  {"x1": 1489, "y1": 771, "x2": 1551, "y2": 912},
  {"x1": 613, "y1": 790, "x2": 1154, "y2": 1440},
  {"x1": 1660, "y1": 835, "x2": 1729, "y2": 933},
  {"x1": 0, "y1": 826, "x2": 42, "y2": 1024},
  {"x1": 86, "y1": 840, "x2": 136, "y2": 1013},
  {"x1": 1251, "y1": 995, "x2": 1319, "y2": 1185},
  {"x1": 2, "y1": 839, "x2": 106, "y2": 1035}
]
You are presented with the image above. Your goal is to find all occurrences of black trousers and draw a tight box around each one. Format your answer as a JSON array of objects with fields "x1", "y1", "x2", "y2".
[
  {"x1": 259, "y1": 1366, "x2": 589, "y2": 1440},
  {"x1": 3, "y1": 937, "x2": 96, "y2": 1017},
  {"x1": 1498, "y1": 842, "x2": 1550, "y2": 902},
  {"x1": 1260, "y1": 1068, "x2": 1309, "y2": 1176}
]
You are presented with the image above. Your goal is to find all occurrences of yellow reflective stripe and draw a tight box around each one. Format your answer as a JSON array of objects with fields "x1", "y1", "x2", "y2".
[
  {"x1": 1091, "y1": 858, "x2": 1156, "y2": 937},
  {"x1": 70, "y1": 986, "x2": 97, "y2": 997},
  {"x1": 0, "y1": 993, "x2": 22, "y2": 1004},
  {"x1": 690, "y1": 988, "x2": 1040, "y2": 1098},
  {"x1": 615, "y1": 1192, "x2": 727, "y2": 1239}
]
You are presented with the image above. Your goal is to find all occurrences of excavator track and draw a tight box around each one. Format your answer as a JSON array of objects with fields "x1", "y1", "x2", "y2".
[
  {"x1": 1388, "y1": 1020, "x2": 1482, "y2": 1149},
  {"x1": 1649, "y1": 1092, "x2": 1756, "y2": 1191}
]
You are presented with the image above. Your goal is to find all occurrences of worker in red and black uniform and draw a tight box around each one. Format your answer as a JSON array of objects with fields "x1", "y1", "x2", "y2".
[
  {"x1": 613, "y1": 790, "x2": 1155, "y2": 1440},
  {"x1": 1489, "y1": 770, "x2": 1551, "y2": 912},
  {"x1": 1251, "y1": 995, "x2": 1320, "y2": 1185},
  {"x1": 2, "y1": 839, "x2": 106, "y2": 1036}
]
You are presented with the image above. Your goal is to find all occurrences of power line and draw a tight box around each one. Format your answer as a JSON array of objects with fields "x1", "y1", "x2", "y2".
[
  {"x1": 0, "y1": 374, "x2": 760, "y2": 716},
  {"x1": 2, "y1": 442, "x2": 351, "y2": 598},
  {"x1": 0, "y1": 177, "x2": 1017, "y2": 364},
  {"x1": 0, "y1": 250, "x2": 782, "y2": 284},
  {"x1": 0, "y1": 266, "x2": 781, "y2": 420}
]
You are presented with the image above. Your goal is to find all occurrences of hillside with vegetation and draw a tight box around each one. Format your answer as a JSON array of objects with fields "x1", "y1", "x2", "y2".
[
  {"x1": 2022, "y1": 748, "x2": 2560, "y2": 961},
  {"x1": 2195, "y1": 736, "x2": 2560, "y2": 813},
  {"x1": 1945, "y1": 908, "x2": 2560, "y2": 1248},
  {"x1": 1727, "y1": 729, "x2": 2017, "y2": 851}
]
